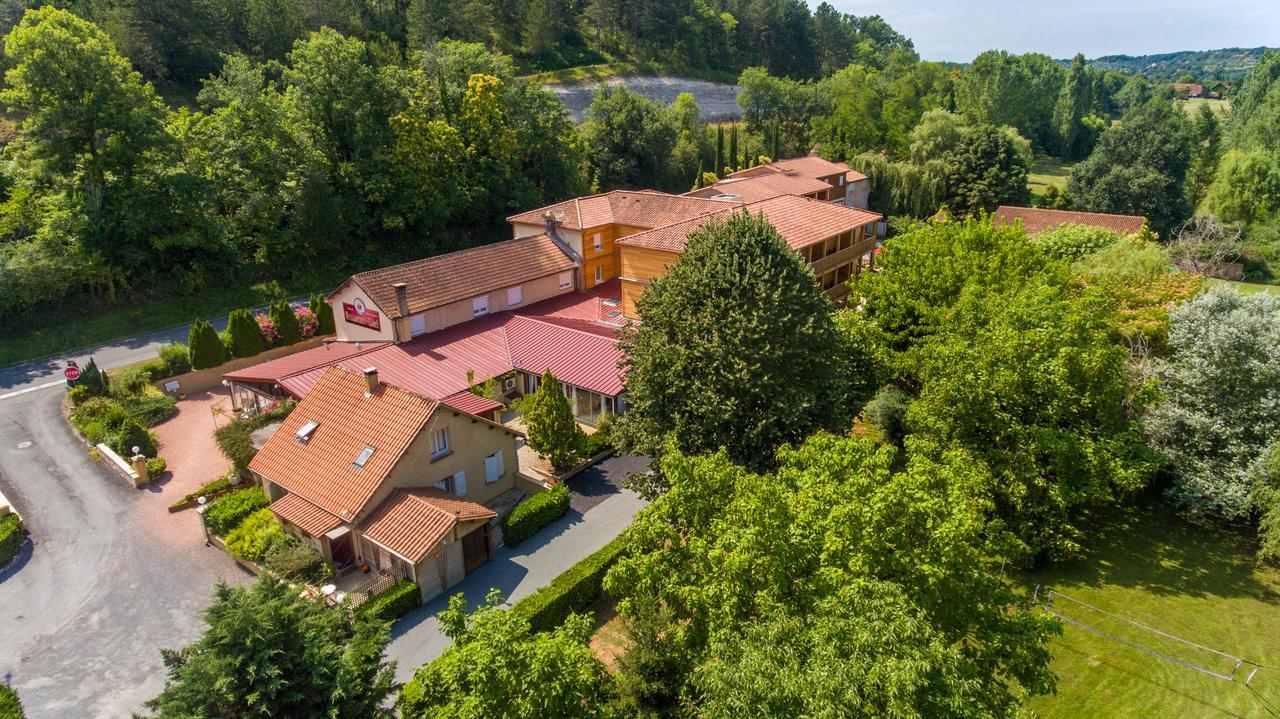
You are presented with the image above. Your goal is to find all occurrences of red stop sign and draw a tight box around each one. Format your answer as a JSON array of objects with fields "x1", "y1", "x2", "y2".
[{"x1": 64, "y1": 366, "x2": 81, "y2": 381}]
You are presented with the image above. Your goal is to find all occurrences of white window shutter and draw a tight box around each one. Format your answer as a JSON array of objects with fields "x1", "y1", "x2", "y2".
[
  {"x1": 409, "y1": 314, "x2": 427, "y2": 337},
  {"x1": 453, "y1": 470, "x2": 467, "y2": 496},
  {"x1": 485, "y1": 451, "x2": 503, "y2": 483}
]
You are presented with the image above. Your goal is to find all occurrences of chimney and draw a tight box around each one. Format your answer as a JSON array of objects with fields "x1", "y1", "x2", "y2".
[
  {"x1": 363, "y1": 367, "x2": 379, "y2": 395},
  {"x1": 541, "y1": 209, "x2": 581, "y2": 266},
  {"x1": 392, "y1": 282, "x2": 409, "y2": 317},
  {"x1": 542, "y1": 210, "x2": 559, "y2": 237}
]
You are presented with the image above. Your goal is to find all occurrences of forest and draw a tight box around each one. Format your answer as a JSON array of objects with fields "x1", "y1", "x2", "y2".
[{"x1": 1, "y1": 2, "x2": 1279, "y2": 362}]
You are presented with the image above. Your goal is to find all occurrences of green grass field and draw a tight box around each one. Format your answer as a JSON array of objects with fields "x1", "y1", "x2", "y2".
[
  {"x1": 1210, "y1": 278, "x2": 1280, "y2": 297},
  {"x1": 1181, "y1": 98, "x2": 1232, "y2": 116},
  {"x1": 1024, "y1": 496, "x2": 1280, "y2": 718},
  {"x1": 1028, "y1": 154, "x2": 1073, "y2": 199}
]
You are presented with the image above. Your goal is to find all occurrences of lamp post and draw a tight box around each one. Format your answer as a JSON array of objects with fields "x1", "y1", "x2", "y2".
[{"x1": 197, "y1": 495, "x2": 211, "y2": 546}]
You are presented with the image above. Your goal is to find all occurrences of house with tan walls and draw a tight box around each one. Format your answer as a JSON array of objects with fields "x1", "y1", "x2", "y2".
[
  {"x1": 250, "y1": 365, "x2": 522, "y2": 602},
  {"x1": 686, "y1": 155, "x2": 872, "y2": 209}
]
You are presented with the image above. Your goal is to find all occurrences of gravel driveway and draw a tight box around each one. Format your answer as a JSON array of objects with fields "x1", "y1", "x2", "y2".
[{"x1": 544, "y1": 75, "x2": 741, "y2": 120}]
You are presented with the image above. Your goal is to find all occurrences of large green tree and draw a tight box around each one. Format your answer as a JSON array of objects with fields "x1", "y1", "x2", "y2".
[
  {"x1": 581, "y1": 85, "x2": 677, "y2": 190},
  {"x1": 521, "y1": 369, "x2": 585, "y2": 470},
  {"x1": 605, "y1": 435, "x2": 1057, "y2": 717},
  {"x1": 144, "y1": 577, "x2": 396, "y2": 718},
  {"x1": 615, "y1": 211, "x2": 858, "y2": 477},
  {"x1": 942, "y1": 124, "x2": 1031, "y2": 216},
  {"x1": 398, "y1": 590, "x2": 605, "y2": 719},
  {"x1": 1069, "y1": 98, "x2": 1192, "y2": 235},
  {"x1": 1052, "y1": 53, "x2": 1093, "y2": 159}
]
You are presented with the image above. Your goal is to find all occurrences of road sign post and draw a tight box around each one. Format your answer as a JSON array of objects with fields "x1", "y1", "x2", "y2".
[{"x1": 64, "y1": 362, "x2": 80, "y2": 388}]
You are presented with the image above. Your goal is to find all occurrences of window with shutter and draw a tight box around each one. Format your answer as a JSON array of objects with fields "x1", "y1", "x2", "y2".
[
  {"x1": 409, "y1": 314, "x2": 427, "y2": 337},
  {"x1": 485, "y1": 451, "x2": 504, "y2": 483},
  {"x1": 507, "y1": 286, "x2": 523, "y2": 306},
  {"x1": 472, "y1": 296, "x2": 489, "y2": 316},
  {"x1": 453, "y1": 470, "x2": 467, "y2": 496}
]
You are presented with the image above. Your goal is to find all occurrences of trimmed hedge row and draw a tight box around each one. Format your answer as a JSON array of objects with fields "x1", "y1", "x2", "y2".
[
  {"x1": 510, "y1": 533, "x2": 627, "y2": 632},
  {"x1": 500, "y1": 484, "x2": 570, "y2": 547},
  {"x1": 358, "y1": 580, "x2": 420, "y2": 624},
  {"x1": 0, "y1": 514, "x2": 25, "y2": 567},
  {"x1": 204, "y1": 487, "x2": 269, "y2": 535}
]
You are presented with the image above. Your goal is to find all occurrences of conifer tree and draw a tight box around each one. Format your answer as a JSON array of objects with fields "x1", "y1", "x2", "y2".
[
  {"x1": 521, "y1": 369, "x2": 584, "y2": 470},
  {"x1": 715, "y1": 124, "x2": 725, "y2": 178},
  {"x1": 309, "y1": 293, "x2": 335, "y2": 335},
  {"x1": 729, "y1": 123, "x2": 739, "y2": 171},
  {"x1": 270, "y1": 300, "x2": 300, "y2": 345},
  {"x1": 226, "y1": 309, "x2": 263, "y2": 358},
  {"x1": 79, "y1": 356, "x2": 110, "y2": 396},
  {"x1": 188, "y1": 320, "x2": 226, "y2": 370}
]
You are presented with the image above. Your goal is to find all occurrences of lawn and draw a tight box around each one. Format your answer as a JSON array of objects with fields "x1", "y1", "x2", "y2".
[
  {"x1": 1181, "y1": 98, "x2": 1232, "y2": 116},
  {"x1": 1028, "y1": 154, "x2": 1073, "y2": 199},
  {"x1": 1209, "y1": 278, "x2": 1280, "y2": 297},
  {"x1": 1024, "y1": 495, "x2": 1280, "y2": 718}
]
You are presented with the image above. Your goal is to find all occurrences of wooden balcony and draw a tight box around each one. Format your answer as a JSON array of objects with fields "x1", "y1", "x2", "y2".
[{"x1": 808, "y1": 238, "x2": 876, "y2": 276}]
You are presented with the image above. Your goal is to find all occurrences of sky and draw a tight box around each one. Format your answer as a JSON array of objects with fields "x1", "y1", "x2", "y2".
[{"x1": 826, "y1": 1, "x2": 1280, "y2": 63}]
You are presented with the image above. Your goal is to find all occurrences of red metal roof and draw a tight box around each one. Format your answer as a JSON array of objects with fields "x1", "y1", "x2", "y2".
[
  {"x1": 237, "y1": 290, "x2": 628, "y2": 403},
  {"x1": 223, "y1": 341, "x2": 389, "y2": 383},
  {"x1": 441, "y1": 390, "x2": 506, "y2": 416}
]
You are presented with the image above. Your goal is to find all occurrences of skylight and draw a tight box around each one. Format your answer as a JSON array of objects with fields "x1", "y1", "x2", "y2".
[
  {"x1": 295, "y1": 420, "x2": 319, "y2": 443},
  {"x1": 352, "y1": 445, "x2": 375, "y2": 468}
]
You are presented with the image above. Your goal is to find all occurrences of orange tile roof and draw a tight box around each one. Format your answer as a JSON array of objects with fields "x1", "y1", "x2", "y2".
[
  {"x1": 507, "y1": 190, "x2": 738, "y2": 231},
  {"x1": 248, "y1": 366, "x2": 439, "y2": 522},
  {"x1": 618, "y1": 195, "x2": 882, "y2": 254},
  {"x1": 338, "y1": 234, "x2": 576, "y2": 320},
  {"x1": 270, "y1": 493, "x2": 343, "y2": 536},
  {"x1": 685, "y1": 172, "x2": 834, "y2": 204},
  {"x1": 994, "y1": 206, "x2": 1147, "y2": 236},
  {"x1": 725, "y1": 155, "x2": 867, "y2": 183},
  {"x1": 357, "y1": 488, "x2": 495, "y2": 563}
]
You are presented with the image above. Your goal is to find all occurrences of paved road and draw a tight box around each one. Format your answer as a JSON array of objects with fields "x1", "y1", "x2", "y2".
[
  {"x1": 0, "y1": 389, "x2": 248, "y2": 718},
  {"x1": 385, "y1": 453, "x2": 649, "y2": 681}
]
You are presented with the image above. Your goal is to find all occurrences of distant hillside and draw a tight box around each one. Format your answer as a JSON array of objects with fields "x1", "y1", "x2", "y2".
[{"x1": 1087, "y1": 47, "x2": 1275, "y2": 81}]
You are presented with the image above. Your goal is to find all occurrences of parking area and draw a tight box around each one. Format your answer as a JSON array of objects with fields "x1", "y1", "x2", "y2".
[{"x1": 150, "y1": 387, "x2": 234, "y2": 496}]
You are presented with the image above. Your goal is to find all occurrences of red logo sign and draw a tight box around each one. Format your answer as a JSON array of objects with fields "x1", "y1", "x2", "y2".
[
  {"x1": 64, "y1": 366, "x2": 81, "y2": 381},
  {"x1": 342, "y1": 300, "x2": 381, "y2": 331}
]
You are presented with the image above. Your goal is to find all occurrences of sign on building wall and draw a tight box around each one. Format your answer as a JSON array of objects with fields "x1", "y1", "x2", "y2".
[{"x1": 343, "y1": 298, "x2": 381, "y2": 331}]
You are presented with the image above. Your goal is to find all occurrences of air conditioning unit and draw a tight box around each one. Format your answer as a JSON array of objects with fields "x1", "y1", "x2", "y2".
[{"x1": 503, "y1": 377, "x2": 517, "y2": 392}]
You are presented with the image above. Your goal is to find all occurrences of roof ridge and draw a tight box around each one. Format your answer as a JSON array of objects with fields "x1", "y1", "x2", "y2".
[
  {"x1": 507, "y1": 311, "x2": 619, "y2": 344},
  {"x1": 999, "y1": 205, "x2": 1144, "y2": 220}
]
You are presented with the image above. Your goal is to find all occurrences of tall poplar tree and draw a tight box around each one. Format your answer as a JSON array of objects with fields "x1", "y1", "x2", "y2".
[{"x1": 1052, "y1": 53, "x2": 1091, "y2": 159}]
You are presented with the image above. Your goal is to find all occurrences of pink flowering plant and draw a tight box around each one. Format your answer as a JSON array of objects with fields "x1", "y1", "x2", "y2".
[
  {"x1": 256, "y1": 313, "x2": 280, "y2": 346},
  {"x1": 294, "y1": 307, "x2": 319, "y2": 339}
]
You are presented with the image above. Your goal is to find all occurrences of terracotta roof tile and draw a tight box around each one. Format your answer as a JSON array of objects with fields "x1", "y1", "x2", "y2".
[
  {"x1": 270, "y1": 493, "x2": 343, "y2": 536},
  {"x1": 249, "y1": 366, "x2": 439, "y2": 521},
  {"x1": 685, "y1": 172, "x2": 834, "y2": 204},
  {"x1": 341, "y1": 234, "x2": 576, "y2": 320},
  {"x1": 994, "y1": 206, "x2": 1147, "y2": 236},
  {"x1": 508, "y1": 190, "x2": 737, "y2": 230},
  {"x1": 618, "y1": 195, "x2": 882, "y2": 254},
  {"x1": 357, "y1": 488, "x2": 495, "y2": 564}
]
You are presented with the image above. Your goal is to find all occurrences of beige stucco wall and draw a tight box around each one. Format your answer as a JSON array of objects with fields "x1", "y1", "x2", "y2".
[
  {"x1": 356, "y1": 409, "x2": 521, "y2": 525},
  {"x1": 405, "y1": 271, "x2": 573, "y2": 338},
  {"x1": 328, "y1": 282, "x2": 395, "y2": 344}
]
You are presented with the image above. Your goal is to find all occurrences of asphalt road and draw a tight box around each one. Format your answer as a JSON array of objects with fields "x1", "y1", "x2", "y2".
[{"x1": 0, "y1": 389, "x2": 248, "y2": 718}]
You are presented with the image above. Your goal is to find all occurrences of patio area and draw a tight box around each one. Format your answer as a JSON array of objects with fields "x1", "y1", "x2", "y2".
[{"x1": 150, "y1": 387, "x2": 234, "y2": 495}]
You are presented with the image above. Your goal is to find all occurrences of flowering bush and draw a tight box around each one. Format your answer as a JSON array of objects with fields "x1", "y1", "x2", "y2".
[
  {"x1": 256, "y1": 313, "x2": 280, "y2": 346},
  {"x1": 294, "y1": 307, "x2": 319, "y2": 339}
]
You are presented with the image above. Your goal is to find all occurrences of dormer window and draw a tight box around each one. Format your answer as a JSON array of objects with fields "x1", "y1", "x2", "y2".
[
  {"x1": 295, "y1": 420, "x2": 319, "y2": 444},
  {"x1": 352, "y1": 445, "x2": 375, "y2": 468}
]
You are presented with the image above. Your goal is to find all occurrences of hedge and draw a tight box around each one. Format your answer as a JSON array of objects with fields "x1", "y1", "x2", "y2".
[
  {"x1": 510, "y1": 533, "x2": 627, "y2": 632},
  {"x1": 224, "y1": 508, "x2": 288, "y2": 561},
  {"x1": 204, "y1": 486, "x2": 269, "y2": 535},
  {"x1": 0, "y1": 514, "x2": 25, "y2": 567},
  {"x1": 263, "y1": 541, "x2": 332, "y2": 583},
  {"x1": 358, "y1": 580, "x2": 420, "y2": 624},
  {"x1": 188, "y1": 319, "x2": 226, "y2": 370},
  {"x1": 500, "y1": 484, "x2": 570, "y2": 547},
  {"x1": 169, "y1": 470, "x2": 238, "y2": 512},
  {"x1": 0, "y1": 683, "x2": 24, "y2": 719}
]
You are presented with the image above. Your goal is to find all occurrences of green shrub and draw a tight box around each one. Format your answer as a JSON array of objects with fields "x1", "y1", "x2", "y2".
[
  {"x1": 1031, "y1": 223, "x2": 1123, "y2": 261},
  {"x1": 157, "y1": 343, "x2": 191, "y2": 377},
  {"x1": 218, "y1": 329, "x2": 235, "y2": 357},
  {"x1": 80, "y1": 420, "x2": 108, "y2": 444},
  {"x1": 264, "y1": 541, "x2": 332, "y2": 583},
  {"x1": 188, "y1": 319, "x2": 226, "y2": 370},
  {"x1": 358, "y1": 580, "x2": 420, "y2": 624},
  {"x1": 119, "y1": 391, "x2": 177, "y2": 427},
  {"x1": 215, "y1": 400, "x2": 297, "y2": 471},
  {"x1": 227, "y1": 308, "x2": 264, "y2": 358},
  {"x1": 270, "y1": 300, "x2": 300, "y2": 345},
  {"x1": 501, "y1": 484, "x2": 570, "y2": 547},
  {"x1": 864, "y1": 386, "x2": 912, "y2": 444},
  {"x1": 0, "y1": 514, "x2": 25, "y2": 567},
  {"x1": 224, "y1": 508, "x2": 287, "y2": 561},
  {"x1": 70, "y1": 397, "x2": 130, "y2": 441},
  {"x1": 310, "y1": 293, "x2": 335, "y2": 335},
  {"x1": 204, "y1": 486, "x2": 269, "y2": 535},
  {"x1": 511, "y1": 533, "x2": 627, "y2": 632},
  {"x1": 111, "y1": 419, "x2": 157, "y2": 458},
  {"x1": 146, "y1": 457, "x2": 167, "y2": 477},
  {"x1": 578, "y1": 413, "x2": 615, "y2": 458},
  {"x1": 67, "y1": 384, "x2": 91, "y2": 405},
  {"x1": 169, "y1": 470, "x2": 239, "y2": 511},
  {"x1": 114, "y1": 367, "x2": 153, "y2": 396},
  {"x1": 0, "y1": 682, "x2": 24, "y2": 719},
  {"x1": 78, "y1": 357, "x2": 110, "y2": 397}
]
